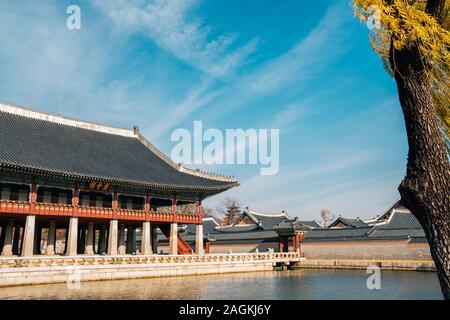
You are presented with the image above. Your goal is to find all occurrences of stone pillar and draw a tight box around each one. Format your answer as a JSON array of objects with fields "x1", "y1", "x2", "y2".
[
  {"x1": 46, "y1": 220, "x2": 56, "y2": 255},
  {"x1": 65, "y1": 217, "x2": 78, "y2": 256},
  {"x1": 151, "y1": 225, "x2": 158, "y2": 254},
  {"x1": 141, "y1": 221, "x2": 152, "y2": 255},
  {"x1": 33, "y1": 223, "x2": 42, "y2": 255},
  {"x1": 21, "y1": 215, "x2": 35, "y2": 257},
  {"x1": 126, "y1": 226, "x2": 136, "y2": 254},
  {"x1": 107, "y1": 220, "x2": 118, "y2": 256},
  {"x1": 131, "y1": 227, "x2": 136, "y2": 255},
  {"x1": 98, "y1": 224, "x2": 107, "y2": 255},
  {"x1": 78, "y1": 226, "x2": 86, "y2": 254},
  {"x1": 195, "y1": 224, "x2": 204, "y2": 255},
  {"x1": 169, "y1": 222, "x2": 178, "y2": 255},
  {"x1": 85, "y1": 222, "x2": 94, "y2": 255},
  {"x1": 1, "y1": 218, "x2": 14, "y2": 256},
  {"x1": 126, "y1": 226, "x2": 132, "y2": 254},
  {"x1": 0, "y1": 222, "x2": 6, "y2": 253},
  {"x1": 118, "y1": 224, "x2": 126, "y2": 255},
  {"x1": 12, "y1": 224, "x2": 21, "y2": 255}
]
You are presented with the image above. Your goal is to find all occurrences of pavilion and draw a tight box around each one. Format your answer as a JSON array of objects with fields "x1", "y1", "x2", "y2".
[{"x1": 0, "y1": 102, "x2": 238, "y2": 257}]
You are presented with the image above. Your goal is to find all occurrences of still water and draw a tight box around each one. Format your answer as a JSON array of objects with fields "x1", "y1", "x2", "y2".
[{"x1": 0, "y1": 269, "x2": 443, "y2": 300}]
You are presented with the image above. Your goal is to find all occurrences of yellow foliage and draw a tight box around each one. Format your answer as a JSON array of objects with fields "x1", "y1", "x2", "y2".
[{"x1": 353, "y1": 0, "x2": 450, "y2": 140}]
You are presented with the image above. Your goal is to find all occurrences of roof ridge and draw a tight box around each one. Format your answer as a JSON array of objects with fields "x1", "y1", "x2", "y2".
[
  {"x1": 0, "y1": 101, "x2": 136, "y2": 138},
  {"x1": 247, "y1": 209, "x2": 290, "y2": 217},
  {"x1": 135, "y1": 127, "x2": 237, "y2": 183}
]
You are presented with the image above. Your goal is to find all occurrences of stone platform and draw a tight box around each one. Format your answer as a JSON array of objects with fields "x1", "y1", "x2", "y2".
[
  {"x1": 295, "y1": 258, "x2": 436, "y2": 271},
  {"x1": 0, "y1": 252, "x2": 301, "y2": 287}
]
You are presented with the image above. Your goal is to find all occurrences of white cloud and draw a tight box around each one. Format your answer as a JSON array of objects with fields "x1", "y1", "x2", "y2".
[
  {"x1": 148, "y1": 2, "x2": 352, "y2": 139},
  {"x1": 93, "y1": 0, "x2": 258, "y2": 77}
]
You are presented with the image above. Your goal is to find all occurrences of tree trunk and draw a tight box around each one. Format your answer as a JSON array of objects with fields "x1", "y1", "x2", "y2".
[{"x1": 390, "y1": 44, "x2": 450, "y2": 299}]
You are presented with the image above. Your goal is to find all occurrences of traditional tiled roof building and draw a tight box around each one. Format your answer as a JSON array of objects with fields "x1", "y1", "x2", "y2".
[
  {"x1": 178, "y1": 203, "x2": 431, "y2": 260},
  {"x1": 0, "y1": 102, "x2": 238, "y2": 257}
]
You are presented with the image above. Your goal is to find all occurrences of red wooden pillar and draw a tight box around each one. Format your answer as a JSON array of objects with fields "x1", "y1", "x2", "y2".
[
  {"x1": 279, "y1": 236, "x2": 288, "y2": 252},
  {"x1": 112, "y1": 190, "x2": 118, "y2": 219},
  {"x1": 197, "y1": 200, "x2": 203, "y2": 224},
  {"x1": 172, "y1": 196, "x2": 177, "y2": 214},
  {"x1": 145, "y1": 195, "x2": 151, "y2": 221},
  {"x1": 112, "y1": 191, "x2": 118, "y2": 209},
  {"x1": 205, "y1": 240, "x2": 211, "y2": 254},
  {"x1": 30, "y1": 183, "x2": 37, "y2": 211},
  {"x1": 73, "y1": 187, "x2": 79, "y2": 214}
]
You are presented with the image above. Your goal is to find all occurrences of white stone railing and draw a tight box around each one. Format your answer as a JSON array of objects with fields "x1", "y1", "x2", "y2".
[{"x1": 0, "y1": 252, "x2": 301, "y2": 268}]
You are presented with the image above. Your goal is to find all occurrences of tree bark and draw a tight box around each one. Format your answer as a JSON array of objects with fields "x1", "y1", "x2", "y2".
[{"x1": 390, "y1": 42, "x2": 450, "y2": 299}]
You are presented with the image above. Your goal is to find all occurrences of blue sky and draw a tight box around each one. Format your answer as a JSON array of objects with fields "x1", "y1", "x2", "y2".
[{"x1": 0, "y1": 0, "x2": 408, "y2": 220}]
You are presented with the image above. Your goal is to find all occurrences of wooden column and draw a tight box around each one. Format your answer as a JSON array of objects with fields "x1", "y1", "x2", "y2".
[
  {"x1": 73, "y1": 187, "x2": 79, "y2": 215},
  {"x1": 98, "y1": 225, "x2": 107, "y2": 255},
  {"x1": 30, "y1": 183, "x2": 37, "y2": 211},
  {"x1": 118, "y1": 224, "x2": 126, "y2": 255},
  {"x1": 151, "y1": 225, "x2": 158, "y2": 254},
  {"x1": 112, "y1": 191, "x2": 118, "y2": 209},
  {"x1": 205, "y1": 240, "x2": 211, "y2": 254},
  {"x1": 84, "y1": 222, "x2": 94, "y2": 255},
  {"x1": 46, "y1": 220, "x2": 56, "y2": 255},
  {"x1": 145, "y1": 195, "x2": 151, "y2": 221},
  {"x1": 12, "y1": 224, "x2": 21, "y2": 255},
  {"x1": 172, "y1": 197, "x2": 177, "y2": 215},
  {"x1": 197, "y1": 201, "x2": 203, "y2": 224}
]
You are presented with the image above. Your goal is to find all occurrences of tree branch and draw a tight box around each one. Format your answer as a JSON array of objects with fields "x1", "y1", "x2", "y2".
[{"x1": 426, "y1": 0, "x2": 447, "y2": 22}]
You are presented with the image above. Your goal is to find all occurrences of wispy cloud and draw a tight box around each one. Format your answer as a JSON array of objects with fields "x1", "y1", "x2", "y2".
[
  {"x1": 93, "y1": 0, "x2": 258, "y2": 78},
  {"x1": 148, "y1": 2, "x2": 352, "y2": 138}
]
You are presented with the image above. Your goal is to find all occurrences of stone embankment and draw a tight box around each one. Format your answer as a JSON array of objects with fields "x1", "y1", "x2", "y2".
[{"x1": 0, "y1": 252, "x2": 301, "y2": 287}]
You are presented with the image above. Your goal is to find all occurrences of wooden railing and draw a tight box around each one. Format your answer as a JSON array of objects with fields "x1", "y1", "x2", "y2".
[{"x1": 0, "y1": 199, "x2": 201, "y2": 224}]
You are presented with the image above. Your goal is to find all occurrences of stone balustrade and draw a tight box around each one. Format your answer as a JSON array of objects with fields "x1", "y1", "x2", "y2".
[{"x1": 0, "y1": 252, "x2": 301, "y2": 269}]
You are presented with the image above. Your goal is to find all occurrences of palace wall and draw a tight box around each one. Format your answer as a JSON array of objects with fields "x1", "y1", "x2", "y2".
[{"x1": 301, "y1": 241, "x2": 432, "y2": 260}]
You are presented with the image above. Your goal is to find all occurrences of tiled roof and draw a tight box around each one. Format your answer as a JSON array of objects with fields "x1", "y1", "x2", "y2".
[
  {"x1": 304, "y1": 210, "x2": 426, "y2": 242},
  {"x1": 216, "y1": 225, "x2": 260, "y2": 233},
  {"x1": 304, "y1": 227, "x2": 372, "y2": 242},
  {"x1": 206, "y1": 230, "x2": 278, "y2": 242},
  {"x1": 368, "y1": 210, "x2": 425, "y2": 240},
  {"x1": 299, "y1": 220, "x2": 322, "y2": 229},
  {"x1": 184, "y1": 218, "x2": 220, "y2": 235},
  {"x1": 0, "y1": 103, "x2": 238, "y2": 194},
  {"x1": 240, "y1": 209, "x2": 291, "y2": 230},
  {"x1": 329, "y1": 217, "x2": 369, "y2": 228}
]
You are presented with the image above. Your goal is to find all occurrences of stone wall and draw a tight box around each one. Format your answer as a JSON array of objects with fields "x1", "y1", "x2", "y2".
[
  {"x1": 161, "y1": 240, "x2": 432, "y2": 260},
  {"x1": 301, "y1": 241, "x2": 432, "y2": 260}
]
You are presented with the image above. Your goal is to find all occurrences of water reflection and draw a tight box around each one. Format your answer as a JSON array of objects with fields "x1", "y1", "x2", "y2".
[{"x1": 0, "y1": 269, "x2": 443, "y2": 300}]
